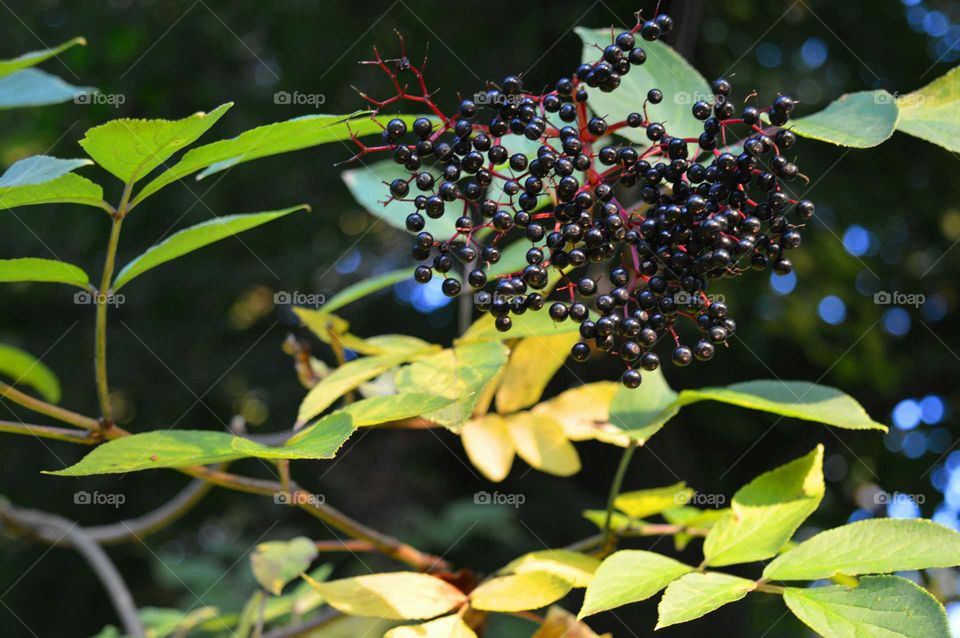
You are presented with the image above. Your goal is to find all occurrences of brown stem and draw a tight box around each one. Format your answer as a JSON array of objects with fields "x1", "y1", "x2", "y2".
[
  {"x1": 314, "y1": 539, "x2": 377, "y2": 553},
  {"x1": 0, "y1": 381, "x2": 102, "y2": 430},
  {"x1": 0, "y1": 420, "x2": 101, "y2": 444}
]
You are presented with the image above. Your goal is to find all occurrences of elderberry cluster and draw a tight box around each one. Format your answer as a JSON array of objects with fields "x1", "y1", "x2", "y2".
[{"x1": 349, "y1": 12, "x2": 814, "y2": 388}]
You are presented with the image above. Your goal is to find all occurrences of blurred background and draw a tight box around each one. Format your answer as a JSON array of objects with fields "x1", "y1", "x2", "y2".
[{"x1": 0, "y1": 0, "x2": 958, "y2": 635}]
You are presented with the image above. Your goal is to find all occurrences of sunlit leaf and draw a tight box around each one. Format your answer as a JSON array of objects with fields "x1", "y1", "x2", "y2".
[
  {"x1": 496, "y1": 332, "x2": 578, "y2": 414},
  {"x1": 579, "y1": 550, "x2": 692, "y2": 618},
  {"x1": 303, "y1": 572, "x2": 466, "y2": 620},
  {"x1": 503, "y1": 550, "x2": 600, "y2": 588},
  {"x1": 0, "y1": 343, "x2": 61, "y2": 403},
  {"x1": 251, "y1": 537, "x2": 318, "y2": 595},
  {"x1": 607, "y1": 368, "x2": 679, "y2": 444},
  {"x1": 461, "y1": 414, "x2": 515, "y2": 482},
  {"x1": 656, "y1": 572, "x2": 754, "y2": 629},
  {"x1": 897, "y1": 65, "x2": 960, "y2": 153},
  {"x1": 791, "y1": 90, "x2": 899, "y2": 148},
  {"x1": 0, "y1": 257, "x2": 90, "y2": 289},
  {"x1": 469, "y1": 572, "x2": 573, "y2": 612},
  {"x1": 0, "y1": 37, "x2": 87, "y2": 78},
  {"x1": 614, "y1": 482, "x2": 692, "y2": 520},
  {"x1": 532, "y1": 606, "x2": 609, "y2": 638},
  {"x1": 385, "y1": 615, "x2": 476, "y2": 638},
  {"x1": 505, "y1": 412, "x2": 581, "y2": 477}
]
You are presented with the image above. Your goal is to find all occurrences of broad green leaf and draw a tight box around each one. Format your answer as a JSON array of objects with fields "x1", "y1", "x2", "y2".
[
  {"x1": 790, "y1": 90, "x2": 898, "y2": 148},
  {"x1": 113, "y1": 206, "x2": 308, "y2": 290},
  {"x1": 385, "y1": 615, "x2": 477, "y2": 638},
  {"x1": 297, "y1": 348, "x2": 433, "y2": 425},
  {"x1": 576, "y1": 28, "x2": 711, "y2": 145},
  {"x1": 0, "y1": 68, "x2": 94, "y2": 109},
  {"x1": 0, "y1": 37, "x2": 86, "y2": 78},
  {"x1": 79, "y1": 103, "x2": 233, "y2": 183},
  {"x1": 532, "y1": 382, "x2": 622, "y2": 443},
  {"x1": 614, "y1": 482, "x2": 692, "y2": 520},
  {"x1": 656, "y1": 572, "x2": 754, "y2": 629},
  {"x1": 133, "y1": 114, "x2": 425, "y2": 205},
  {"x1": 321, "y1": 269, "x2": 410, "y2": 314},
  {"x1": 251, "y1": 537, "x2": 318, "y2": 595},
  {"x1": 763, "y1": 519, "x2": 960, "y2": 581},
  {"x1": 396, "y1": 341, "x2": 509, "y2": 430},
  {"x1": 703, "y1": 446, "x2": 824, "y2": 567},
  {"x1": 460, "y1": 310, "x2": 580, "y2": 342},
  {"x1": 533, "y1": 606, "x2": 608, "y2": 638},
  {"x1": 783, "y1": 576, "x2": 950, "y2": 638},
  {"x1": 579, "y1": 550, "x2": 692, "y2": 619},
  {"x1": 235, "y1": 412, "x2": 355, "y2": 460},
  {"x1": 503, "y1": 550, "x2": 600, "y2": 588},
  {"x1": 342, "y1": 160, "x2": 453, "y2": 238},
  {"x1": 48, "y1": 430, "x2": 242, "y2": 475},
  {"x1": 607, "y1": 368, "x2": 679, "y2": 443},
  {"x1": 505, "y1": 413, "x2": 581, "y2": 477},
  {"x1": 0, "y1": 343, "x2": 61, "y2": 403},
  {"x1": 0, "y1": 257, "x2": 90, "y2": 288},
  {"x1": 469, "y1": 572, "x2": 573, "y2": 612},
  {"x1": 496, "y1": 332, "x2": 578, "y2": 414},
  {"x1": 461, "y1": 414, "x2": 515, "y2": 482},
  {"x1": 303, "y1": 572, "x2": 466, "y2": 620},
  {"x1": 340, "y1": 392, "x2": 453, "y2": 427},
  {"x1": 0, "y1": 156, "x2": 102, "y2": 210},
  {"x1": 897, "y1": 65, "x2": 960, "y2": 153},
  {"x1": 679, "y1": 380, "x2": 887, "y2": 431}
]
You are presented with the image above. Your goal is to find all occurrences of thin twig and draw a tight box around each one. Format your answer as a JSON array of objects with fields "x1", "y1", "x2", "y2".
[
  {"x1": 0, "y1": 505, "x2": 145, "y2": 637},
  {"x1": 0, "y1": 382, "x2": 101, "y2": 430},
  {"x1": 601, "y1": 441, "x2": 637, "y2": 552},
  {"x1": 0, "y1": 420, "x2": 100, "y2": 444}
]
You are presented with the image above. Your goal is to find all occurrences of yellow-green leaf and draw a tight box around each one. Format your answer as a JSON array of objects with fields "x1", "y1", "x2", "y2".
[
  {"x1": 656, "y1": 572, "x2": 754, "y2": 629},
  {"x1": 505, "y1": 413, "x2": 581, "y2": 477},
  {"x1": 384, "y1": 615, "x2": 477, "y2": 638},
  {"x1": 340, "y1": 392, "x2": 453, "y2": 427},
  {"x1": 579, "y1": 550, "x2": 692, "y2": 619},
  {"x1": 250, "y1": 537, "x2": 318, "y2": 595},
  {"x1": 614, "y1": 482, "x2": 693, "y2": 520},
  {"x1": 532, "y1": 606, "x2": 609, "y2": 638},
  {"x1": 0, "y1": 343, "x2": 61, "y2": 403},
  {"x1": 897, "y1": 65, "x2": 960, "y2": 153},
  {"x1": 607, "y1": 368, "x2": 679, "y2": 444},
  {"x1": 495, "y1": 332, "x2": 578, "y2": 414},
  {"x1": 303, "y1": 572, "x2": 466, "y2": 620},
  {"x1": 461, "y1": 415, "x2": 515, "y2": 482},
  {"x1": 790, "y1": 90, "x2": 899, "y2": 148},
  {"x1": 0, "y1": 257, "x2": 90, "y2": 289},
  {"x1": 0, "y1": 37, "x2": 86, "y2": 79},
  {"x1": 469, "y1": 572, "x2": 573, "y2": 612},
  {"x1": 503, "y1": 550, "x2": 600, "y2": 588},
  {"x1": 531, "y1": 382, "x2": 622, "y2": 443}
]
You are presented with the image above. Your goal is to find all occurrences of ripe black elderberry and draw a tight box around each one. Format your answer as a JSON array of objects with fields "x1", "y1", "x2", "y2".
[{"x1": 350, "y1": 11, "x2": 813, "y2": 388}]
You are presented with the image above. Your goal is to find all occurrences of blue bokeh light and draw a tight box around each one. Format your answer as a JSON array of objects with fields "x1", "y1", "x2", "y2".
[
  {"x1": 818, "y1": 295, "x2": 846, "y2": 325},
  {"x1": 887, "y1": 497, "x2": 921, "y2": 519},
  {"x1": 394, "y1": 278, "x2": 452, "y2": 313},
  {"x1": 842, "y1": 224, "x2": 871, "y2": 256},
  {"x1": 924, "y1": 10, "x2": 950, "y2": 37},
  {"x1": 770, "y1": 270, "x2": 797, "y2": 295},
  {"x1": 920, "y1": 395, "x2": 946, "y2": 424},
  {"x1": 800, "y1": 37, "x2": 828, "y2": 68},
  {"x1": 902, "y1": 430, "x2": 929, "y2": 458},
  {"x1": 756, "y1": 42, "x2": 782, "y2": 67},
  {"x1": 893, "y1": 399, "x2": 923, "y2": 430},
  {"x1": 334, "y1": 249, "x2": 362, "y2": 274},
  {"x1": 882, "y1": 307, "x2": 911, "y2": 336},
  {"x1": 921, "y1": 294, "x2": 948, "y2": 322}
]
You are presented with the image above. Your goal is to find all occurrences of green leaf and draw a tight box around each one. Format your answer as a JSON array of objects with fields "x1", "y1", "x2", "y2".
[
  {"x1": 0, "y1": 37, "x2": 87, "y2": 78},
  {"x1": 0, "y1": 155, "x2": 103, "y2": 210},
  {"x1": 0, "y1": 257, "x2": 90, "y2": 288},
  {"x1": 342, "y1": 159, "x2": 454, "y2": 238},
  {"x1": 703, "y1": 446, "x2": 824, "y2": 567},
  {"x1": 0, "y1": 343, "x2": 61, "y2": 403},
  {"x1": 582, "y1": 509, "x2": 633, "y2": 533},
  {"x1": 897, "y1": 65, "x2": 960, "y2": 153},
  {"x1": 614, "y1": 482, "x2": 693, "y2": 520},
  {"x1": 113, "y1": 206, "x2": 308, "y2": 290},
  {"x1": 575, "y1": 28, "x2": 711, "y2": 145},
  {"x1": 790, "y1": 90, "x2": 899, "y2": 148},
  {"x1": 0, "y1": 68, "x2": 94, "y2": 109},
  {"x1": 133, "y1": 113, "x2": 424, "y2": 205},
  {"x1": 496, "y1": 332, "x2": 578, "y2": 414},
  {"x1": 783, "y1": 576, "x2": 950, "y2": 638},
  {"x1": 50, "y1": 414, "x2": 355, "y2": 475},
  {"x1": 297, "y1": 348, "x2": 433, "y2": 425},
  {"x1": 679, "y1": 380, "x2": 887, "y2": 431},
  {"x1": 79, "y1": 103, "x2": 233, "y2": 183},
  {"x1": 503, "y1": 550, "x2": 600, "y2": 588},
  {"x1": 763, "y1": 519, "x2": 960, "y2": 581},
  {"x1": 469, "y1": 572, "x2": 573, "y2": 612},
  {"x1": 607, "y1": 368, "x2": 679, "y2": 443},
  {"x1": 656, "y1": 572, "x2": 755, "y2": 629},
  {"x1": 251, "y1": 537, "x2": 318, "y2": 595},
  {"x1": 235, "y1": 412, "x2": 355, "y2": 460},
  {"x1": 579, "y1": 550, "x2": 692, "y2": 619},
  {"x1": 321, "y1": 269, "x2": 410, "y2": 314},
  {"x1": 396, "y1": 341, "x2": 509, "y2": 430},
  {"x1": 303, "y1": 571, "x2": 467, "y2": 620},
  {"x1": 340, "y1": 392, "x2": 453, "y2": 427},
  {"x1": 48, "y1": 430, "x2": 242, "y2": 475}
]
